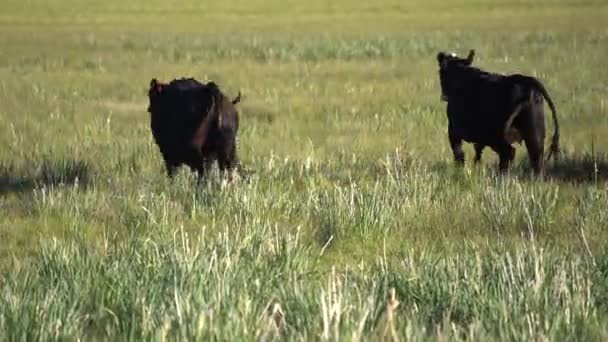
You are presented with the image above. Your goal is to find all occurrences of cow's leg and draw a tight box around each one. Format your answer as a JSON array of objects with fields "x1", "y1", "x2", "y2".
[
  {"x1": 165, "y1": 160, "x2": 178, "y2": 178},
  {"x1": 449, "y1": 128, "x2": 465, "y2": 165},
  {"x1": 218, "y1": 139, "x2": 238, "y2": 175},
  {"x1": 492, "y1": 143, "x2": 515, "y2": 173},
  {"x1": 162, "y1": 154, "x2": 179, "y2": 178},
  {"x1": 523, "y1": 132, "x2": 544, "y2": 177},
  {"x1": 473, "y1": 144, "x2": 484, "y2": 164},
  {"x1": 195, "y1": 157, "x2": 213, "y2": 182},
  {"x1": 186, "y1": 148, "x2": 212, "y2": 182},
  {"x1": 447, "y1": 105, "x2": 465, "y2": 165},
  {"x1": 520, "y1": 107, "x2": 546, "y2": 177}
]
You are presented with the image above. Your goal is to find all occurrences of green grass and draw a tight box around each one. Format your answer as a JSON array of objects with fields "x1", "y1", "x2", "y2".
[{"x1": 1, "y1": 0, "x2": 608, "y2": 339}]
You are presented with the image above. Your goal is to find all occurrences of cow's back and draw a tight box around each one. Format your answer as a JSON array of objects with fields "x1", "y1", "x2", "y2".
[
  {"x1": 149, "y1": 79, "x2": 214, "y2": 157},
  {"x1": 449, "y1": 75, "x2": 529, "y2": 144}
]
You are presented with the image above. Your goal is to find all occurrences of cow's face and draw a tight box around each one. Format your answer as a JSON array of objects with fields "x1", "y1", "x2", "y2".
[{"x1": 437, "y1": 50, "x2": 475, "y2": 101}]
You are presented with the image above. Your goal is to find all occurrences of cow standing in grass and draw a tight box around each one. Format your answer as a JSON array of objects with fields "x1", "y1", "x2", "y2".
[
  {"x1": 147, "y1": 77, "x2": 241, "y2": 179},
  {"x1": 436, "y1": 50, "x2": 560, "y2": 176}
]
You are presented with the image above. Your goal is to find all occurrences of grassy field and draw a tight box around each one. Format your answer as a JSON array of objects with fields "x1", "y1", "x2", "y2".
[{"x1": 1, "y1": 0, "x2": 608, "y2": 339}]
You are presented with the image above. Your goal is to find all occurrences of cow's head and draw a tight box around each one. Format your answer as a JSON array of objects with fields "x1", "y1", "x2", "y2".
[
  {"x1": 147, "y1": 78, "x2": 165, "y2": 112},
  {"x1": 437, "y1": 50, "x2": 475, "y2": 101}
]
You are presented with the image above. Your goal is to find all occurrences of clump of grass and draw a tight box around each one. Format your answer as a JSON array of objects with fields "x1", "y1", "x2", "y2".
[
  {"x1": 480, "y1": 180, "x2": 559, "y2": 238},
  {"x1": 1, "y1": 232, "x2": 607, "y2": 340}
]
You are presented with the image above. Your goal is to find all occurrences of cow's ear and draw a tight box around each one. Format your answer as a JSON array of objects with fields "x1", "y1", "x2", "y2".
[
  {"x1": 232, "y1": 91, "x2": 242, "y2": 105},
  {"x1": 466, "y1": 50, "x2": 475, "y2": 65},
  {"x1": 437, "y1": 52, "x2": 449, "y2": 69},
  {"x1": 206, "y1": 82, "x2": 219, "y2": 91},
  {"x1": 437, "y1": 52, "x2": 446, "y2": 63},
  {"x1": 150, "y1": 78, "x2": 162, "y2": 93}
]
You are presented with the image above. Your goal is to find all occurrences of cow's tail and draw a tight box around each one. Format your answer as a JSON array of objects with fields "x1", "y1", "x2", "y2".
[
  {"x1": 204, "y1": 82, "x2": 234, "y2": 131},
  {"x1": 204, "y1": 82, "x2": 224, "y2": 127},
  {"x1": 525, "y1": 76, "x2": 560, "y2": 161},
  {"x1": 191, "y1": 98, "x2": 216, "y2": 150},
  {"x1": 504, "y1": 101, "x2": 524, "y2": 143}
]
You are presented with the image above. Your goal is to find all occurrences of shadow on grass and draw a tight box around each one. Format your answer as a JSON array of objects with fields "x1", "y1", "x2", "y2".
[
  {"x1": 429, "y1": 152, "x2": 608, "y2": 184},
  {"x1": 545, "y1": 152, "x2": 608, "y2": 184},
  {"x1": 0, "y1": 158, "x2": 92, "y2": 195}
]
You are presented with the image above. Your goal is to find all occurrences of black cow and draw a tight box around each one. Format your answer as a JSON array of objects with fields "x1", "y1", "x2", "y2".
[
  {"x1": 436, "y1": 50, "x2": 560, "y2": 175},
  {"x1": 147, "y1": 77, "x2": 241, "y2": 179}
]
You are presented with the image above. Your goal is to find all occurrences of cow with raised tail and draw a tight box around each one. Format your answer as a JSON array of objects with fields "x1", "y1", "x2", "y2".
[
  {"x1": 147, "y1": 77, "x2": 241, "y2": 179},
  {"x1": 436, "y1": 50, "x2": 560, "y2": 176}
]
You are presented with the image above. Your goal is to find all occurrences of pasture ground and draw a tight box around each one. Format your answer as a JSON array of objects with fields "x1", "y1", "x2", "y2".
[{"x1": 1, "y1": 0, "x2": 608, "y2": 339}]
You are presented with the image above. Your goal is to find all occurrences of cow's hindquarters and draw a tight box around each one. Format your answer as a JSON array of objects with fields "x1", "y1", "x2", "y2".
[{"x1": 519, "y1": 102, "x2": 547, "y2": 176}]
